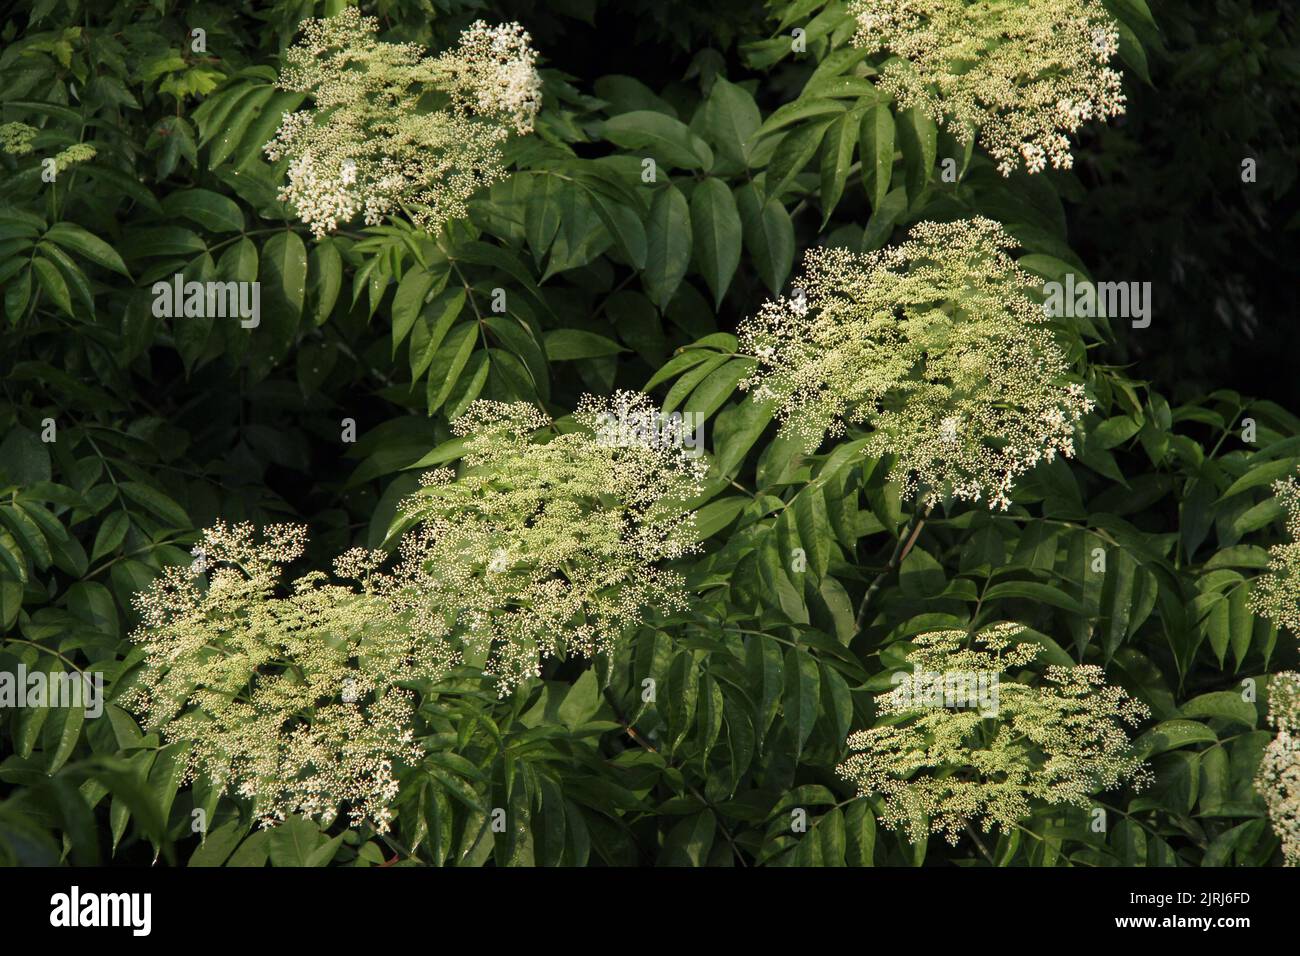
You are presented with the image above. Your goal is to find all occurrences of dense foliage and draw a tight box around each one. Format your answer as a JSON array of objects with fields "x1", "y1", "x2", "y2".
[{"x1": 1, "y1": 0, "x2": 1297, "y2": 868}]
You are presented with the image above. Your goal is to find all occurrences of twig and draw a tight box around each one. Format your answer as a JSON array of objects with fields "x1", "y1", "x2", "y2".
[
  {"x1": 854, "y1": 502, "x2": 934, "y2": 631},
  {"x1": 965, "y1": 824, "x2": 996, "y2": 865}
]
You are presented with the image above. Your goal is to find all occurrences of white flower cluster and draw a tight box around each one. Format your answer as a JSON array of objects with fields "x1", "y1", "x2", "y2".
[
  {"x1": 265, "y1": 8, "x2": 541, "y2": 237},
  {"x1": 0, "y1": 122, "x2": 37, "y2": 156},
  {"x1": 348, "y1": 394, "x2": 707, "y2": 696},
  {"x1": 850, "y1": 0, "x2": 1126, "y2": 175},
  {"x1": 123, "y1": 522, "x2": 430, "y2": 833},
  {"x1": 1258, "y1": 672, "x2": 1300, "y2": 865},
  {"x1": 838, "y1": 624, "x2": 1150, "y2": 845},
  {"x1": 1251, "y1": 473, "x2": 1300, "y2": 637},
  {"x1": 739, "y1": 218, "x2": 1094, "y2": 510}
]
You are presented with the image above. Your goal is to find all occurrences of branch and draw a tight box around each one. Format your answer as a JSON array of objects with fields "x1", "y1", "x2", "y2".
[{"x1": 854, "y1": 502, "x2": 934, "y2": 632}]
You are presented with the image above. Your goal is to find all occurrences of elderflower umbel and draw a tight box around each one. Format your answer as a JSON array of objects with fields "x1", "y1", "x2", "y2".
[
  {"x1": 738, "y1": 218, "x2": 1093, "y2": 510},
  {"x1": 837, "y1": 623, "x2": 1150, "y2": 845},
  {"x1": 357, "y1": 394, "x2": 707, "y2": 696},
  {"x1": 850, "y1": 0, "x2": 1126, "y2": 175},
  {"x1": 1257, "y1": 672, "x2": 1300, "y2": 865},
  {"x1": 1250, "y1": 473, "x2": 1300, "y2": 636},
  {"x1": 122, "y1": 521, "x2": 433, "y2": 832},
  {"x1": 265, "y1": 8, "x2": 541, "y2": 238},
  {"x1": 50, "y1": 143, "x2": 95, "y2": 172},
  {"x1": 0, "y1": 122, "x2": 37, "y2": 156}
]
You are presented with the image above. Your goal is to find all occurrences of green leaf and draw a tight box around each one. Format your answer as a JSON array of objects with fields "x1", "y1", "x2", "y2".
[
  {"x1": 820, "y1": 110, "x2": 861, "y2": 226},
  {"x1": 258, "y1": 230, "x2": 308, "y2": 365},
  {"x1": 0, "y1": 426, "x2": 51, "y2": 485},
  {"x1": 844, "y1": 800, "x2": 875, "y2": 866},
  {"x1": 206, "y1": 86, "x2": 274, "y2": 168},
  {"x1": 690, "y1": 496, "x2": 748, "y2": 541},
  {"x1": 392, "y1": 266, "x2": 439, "y2": 356},
  {"x1": 267, "y1": 815, "x2": 332, "y2": 866},
  {"x1": 602, "y1": 111, "x2": 713, "y2": 170},
  {"x1": 544, "y1": 329, "x2": 628, "y2": 361},
  {"x1": 1113, "y1": 18, "x2": 1151, "y2": 85},
  {"x1": 983, "y1": 581, "x2": 1085, "y2": 615},
  {"x1": 644, "y1": 347, "x2": 714, "y2": 392},
  {"x1": 736, "y1": 184, "x2": 795, "y2": 294},
  {"x1": 713, "y1": 397, "x2": 776, "y2": 478},
  {"x1": 818, "y1": 807, "x2": 847, "y2": 866},
  {"x1": 695, "y1": 76, "x2": 761, "y2": 168},
  {"x1": 690, "y1": 178, "x2": 743, "y2": 309},
  {"x1": 766, "y1": 120, "x2": 832, "y2": 199},
  {"x1": 32, "y1": 256, "x2": 73, "y2": 317},
  {"x1": 1177, "y1": 691, "x2": 1256, "y2": 729},
  {"x1": 861, "y1": 186, "x2": 907, "y2": 251},
  {"x1": 426, "y1": 322, "x2": 479, "y2": 414},
  {"x1": 1218, "y1": 457, "x2": 1299, "y2": 501},
  {"x1": 1230, "y1": 497, "x2": 1284, "y2": 538},
  {"x1": 309, "y1": 238, "x2": 342, "y2": 325},
  {"x1": 121, "y1": 227, "x2": 207, "y2": 260},
  {"x1": 659, "y1": 810, "x2": 717, "y2": 866},
  {"x1": 683, "y1": 359, "x2": 755, "y2": 421},
  {"x1": 755, "y1": 99, "x2": 846, "y2": 140},
  {"x1": 0, "y1": 536, "x2": 28, "y2": 584},
  {"x1": 66, "y1": 581, "x2": 119, "y2": 639},
  {"x1": 44, "y1": 222, "x2": 131, "y2": 276},
  {"x1": 664, "y1": 353, "x2": 729, "y2": 414},
  {"x1": 897, "y1": 106, "x2": 937, "y2": 208},
  {"x1": 525, "y1": 173, "x2": 564, "y2": 262},
  {"x1": 558, "y1": 670, "x2": 602, "y2": 730},
  {"x1": 4, "y1": 267, "x2": 31, "y2": 323},
  {"x1": 1204, "y1": 545, "x2": 1270, "y2": 570},
  {"x1": 217, "y1": 236, "x2": 258, "y2": 287},
  {"x1": 39, "y1": 244, "x2": 94, "y2": 317},
  {"x1": 45, "y1": 703, "x2": 85, "y2": 774},
  {"x1": 1131, "y1": 719, "x2": 1218, "y2": 759},
  {"x1": 898, "y1": 547, "x2": 945, "y2": 599},
  {"x1": 643, "y1": 185, "x2": 692, "y2": 310},
  {"x1": 1098, "y1": 549, "x2": 1157, "y2": 657},
  {"x1": 0, "y1": 505, "x2": 50, "y2": 569},
  {"x1": 161, "y1": 189, "x2": 244, "y2": 233},
  {"x1": 782, "y1": 647, "x2": 821, "y2": 758},
  {"x1": 119, "y1": 482, "x2": 190, "y2": 528},
  {"x1": 587, "y1": 190, "x2": 647, "y2": 270},
  {"x1": 409, "y1": 287, "x2": 465, "y2": 381},
  {"x1": 90, "y1": 510, "x2": 130, "y2": 562}
]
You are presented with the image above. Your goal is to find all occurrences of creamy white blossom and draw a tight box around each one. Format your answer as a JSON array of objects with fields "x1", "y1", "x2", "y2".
[
  {"x1": 838, "y1": 623, "x2": 1150, "y2": 845},
  {"x1": 1251, "y1": 472, "x2": 1300, "y2": 637},
  {"x1": 1258, "y1": 672, "x2": 1300, "y2": 865},
  {"x1": 850, "y1": 0, "x2": 1126, "y2": 175},
  {"x1": 123, "y1": 522, "x2": 429, "y2": 832},
  {"x1": 265, "y1": 8, "x2": 541, "y2": 237},
  {"x1": 738, "y1": 218, "x2": 1093, "y2": 509},
  {"x1": 354, "y1": 394, "x2": 707, "y2": 696}
]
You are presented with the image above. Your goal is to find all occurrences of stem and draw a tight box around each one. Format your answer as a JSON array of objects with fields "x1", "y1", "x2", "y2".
[
  {"x1": 855, "y1": 502, "x2": 934, "y2": 632},
  {"x1": 965, "y1": 824, "x2": 996, "y2": 865},
  {"x1": 1, "y1": 638, "x2": 88, "y2": 677}
]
